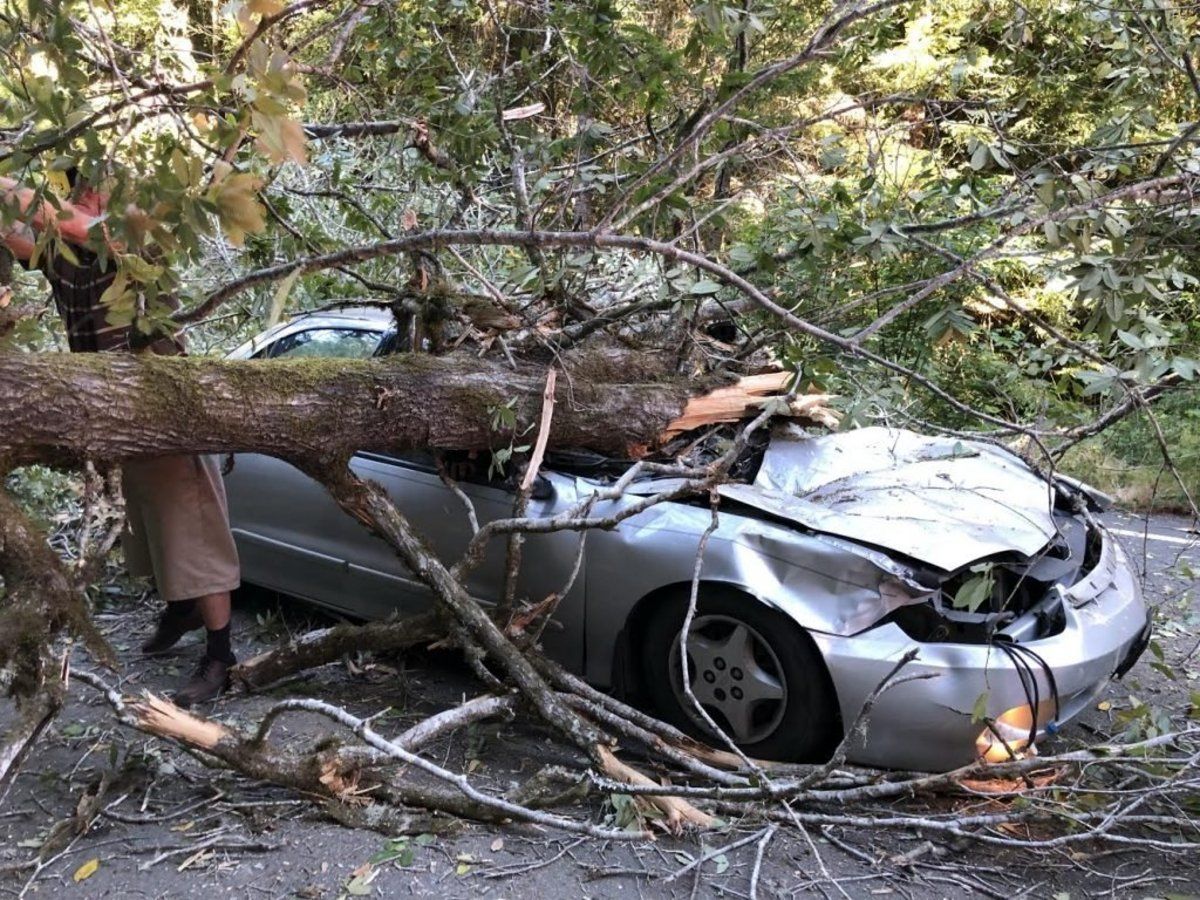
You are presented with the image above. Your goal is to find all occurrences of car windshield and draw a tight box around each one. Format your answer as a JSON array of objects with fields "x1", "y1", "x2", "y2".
[{"x1": 260, "y1": 327, "x2": 383, "y2": 359}]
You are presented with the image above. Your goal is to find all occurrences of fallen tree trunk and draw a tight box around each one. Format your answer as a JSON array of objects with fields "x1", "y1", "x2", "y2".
[
  {"x1": 2, "y1": 346, "x2": 784, "y2": 825},
  {"x1": 0, "y1": 350, "x2": 810, "y2": 468},
  {"x1": 232, "y1": 612, "x2": 442, "y2": 690}
]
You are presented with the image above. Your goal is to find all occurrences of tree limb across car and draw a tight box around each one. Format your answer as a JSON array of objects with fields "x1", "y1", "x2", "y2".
[{"x1": 0, "y1": 350, "x2": 833, "y2": 467}]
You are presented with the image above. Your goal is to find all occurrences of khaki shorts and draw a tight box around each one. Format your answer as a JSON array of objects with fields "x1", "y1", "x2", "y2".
[{"x1": 122, "y1": 455, "x2": 241, "y2": 602}]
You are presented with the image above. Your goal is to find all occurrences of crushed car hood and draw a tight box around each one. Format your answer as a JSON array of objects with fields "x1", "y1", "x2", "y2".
[{"x1": 718, "y1": 427, "x2": 1060, "y2": 572}]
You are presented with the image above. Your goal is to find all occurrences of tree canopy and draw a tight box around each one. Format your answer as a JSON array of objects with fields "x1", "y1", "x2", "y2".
[{"x1": 1, "y1": 0, "x2": 1197, "y2": 453}]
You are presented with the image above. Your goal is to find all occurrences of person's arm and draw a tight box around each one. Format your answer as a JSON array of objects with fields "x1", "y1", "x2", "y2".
[
  {"x1": 0, "y1": 176, "x2": 103, "y2": 255},
  {"x1": 1, "y1": 222, "x2": 36, "y2": 262}
]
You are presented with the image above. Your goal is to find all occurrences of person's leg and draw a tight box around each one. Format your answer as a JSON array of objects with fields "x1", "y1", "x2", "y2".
[
  {"x1": 125, "y1": 460, "x2": 207, "y2": 655},
  {"x1": 124, "y1": 455, "x2": 241, "y2": 707},
  {"x1": 140, "y1": 598, "x2": 204, "y2": 655},
  {"x1": 173, "y1": 590, "x2": 237, "y2": 708},
  {"x1": 197, "y1": 591, "x2": 230, "y2": 628},
  {"x1": 197, "y1": 591, "x2": 235, "y2": 663},
  {"x1": 172, "y1": 457, "x2": 241, "y2": 707}
]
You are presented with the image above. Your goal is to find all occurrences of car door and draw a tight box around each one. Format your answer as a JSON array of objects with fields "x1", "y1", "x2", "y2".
[
  {"x1": 273, "y1": 446, "x2": 590, "y2": 664},
  {"x1": 339, "y1": 453, "x2": 587, "y2": 662},
  {"x1": 223, "y1": 324, "x2": 387, "y2": 613}
]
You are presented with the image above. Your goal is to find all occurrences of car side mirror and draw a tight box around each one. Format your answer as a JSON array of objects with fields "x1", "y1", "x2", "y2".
[{"x1": 529, "y1": 473, "x2": 555, "y2": 502}]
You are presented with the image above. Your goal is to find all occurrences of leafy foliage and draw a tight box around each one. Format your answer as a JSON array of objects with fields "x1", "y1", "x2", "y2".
[{"x1": 2, "y1": 0, "x2": 1199, "y2": 502}]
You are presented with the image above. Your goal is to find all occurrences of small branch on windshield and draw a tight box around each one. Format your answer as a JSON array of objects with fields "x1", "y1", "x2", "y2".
[{"x1": 500, "y1": 367, "x2": 557, "y2": 616}]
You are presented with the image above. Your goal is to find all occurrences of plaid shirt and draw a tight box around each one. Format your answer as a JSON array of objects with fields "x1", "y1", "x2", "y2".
[
  {"x1": 37, "y1": 245, "x2": 183, "y2": 354},
  {"x1": 42, "y1": 244, "x2": 129, "y2": 353}
]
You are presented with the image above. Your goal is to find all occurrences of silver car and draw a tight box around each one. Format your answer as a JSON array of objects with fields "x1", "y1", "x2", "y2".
[{"x1": 224, "y1": 308, "x2": 1151, "y2": 772}]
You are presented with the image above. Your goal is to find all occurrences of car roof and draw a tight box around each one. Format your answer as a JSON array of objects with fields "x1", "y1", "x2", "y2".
[{"x1": 285, "y1": 304, "x2": 395, "y2": 328}]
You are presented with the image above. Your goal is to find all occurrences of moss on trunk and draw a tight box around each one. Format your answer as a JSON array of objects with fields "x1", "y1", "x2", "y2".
[{"x1": 0, "y1": 350, "x2": 703, "y2": 467}]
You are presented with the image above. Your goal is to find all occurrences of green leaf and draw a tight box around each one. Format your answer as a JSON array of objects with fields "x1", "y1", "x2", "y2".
[
  {"x1": 953, "y1": 571, "x2": 993, "y2": 613},
  {"x1": 969, "y1": 142, "x2": 990, "y2": 171},
  {"x1": 370, "y1": 838, "x2": 412, "y2": 865},
  {"x1": 54, "y1": 239, "x2": 79, "y2": 267},
  {"x1": 971, "y1": 691, "x2": 990, "y2": 724},
  {"x1": 1171, "y1": 357, "x2": 1197, "y2": 380},
  {"x1": 1149, "y1": 662, "x2": 1176, "y2": 681},
  {"x1": 690, "y1": 279, "x2": 722, "y2": 295},
  {"x1": 1116, "y1": 329, "x2": 1144, "y2": 350},
  {"x1": 728, "y1": 245, "x2": 756, "y2": 267}
]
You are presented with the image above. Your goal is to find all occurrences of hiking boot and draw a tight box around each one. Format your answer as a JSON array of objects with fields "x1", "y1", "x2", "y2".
[
  {"x1": 173, "y1": 655, "x2": 232, "y2": 709},
  {"x1": 141, "y1": 606, "x2": 205, "y2": 656}
]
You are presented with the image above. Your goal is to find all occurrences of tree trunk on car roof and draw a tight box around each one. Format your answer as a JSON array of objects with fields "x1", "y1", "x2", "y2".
[{"x1": 0, "y1": 350, "x2": 808, "y2": 468}]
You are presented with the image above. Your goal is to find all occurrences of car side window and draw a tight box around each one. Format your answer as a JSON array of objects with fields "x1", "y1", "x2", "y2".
[{"x1": 260, "y1": 328, "x2": 382, "y2": 360}]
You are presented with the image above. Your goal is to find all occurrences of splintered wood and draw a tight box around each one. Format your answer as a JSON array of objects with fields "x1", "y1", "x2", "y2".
[
  {"x1": 129, "y1": 693, "x2": 231, "y2": 749},
  {"x1": 595, "y1": 744, "x2": 715, "y2": 830},
  {"x1": 661, "y1": 372, "x2": 839, "y2": 442}
]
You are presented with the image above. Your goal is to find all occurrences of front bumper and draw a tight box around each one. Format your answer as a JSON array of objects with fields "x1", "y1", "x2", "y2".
[{"x1": 811, "y1": 528, "x2": 1149, "y2": 772}]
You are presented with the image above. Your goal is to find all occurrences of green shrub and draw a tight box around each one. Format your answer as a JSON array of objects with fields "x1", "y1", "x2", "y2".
[
  {"x1": 4, "y1": 466, "x2": 80, "y2": 531},
  {"x1": 1059, "y1": 389, "x2": 1200, "y2": 513}
]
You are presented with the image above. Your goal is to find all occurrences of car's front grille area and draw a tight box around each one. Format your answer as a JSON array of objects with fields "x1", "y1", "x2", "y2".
[{"x1": 1063, "y1": 526, "x2": 1117, "y2": 608}]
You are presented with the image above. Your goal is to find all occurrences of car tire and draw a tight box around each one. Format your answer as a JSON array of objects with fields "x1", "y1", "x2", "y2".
[{"x1": 639, "y1": 586, "x2": 840, "y2": 763}]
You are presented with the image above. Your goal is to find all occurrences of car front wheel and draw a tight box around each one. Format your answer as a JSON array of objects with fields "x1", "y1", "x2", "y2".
[{"x1": 640, "y1": 587, "x2": 840, "y2": 763}]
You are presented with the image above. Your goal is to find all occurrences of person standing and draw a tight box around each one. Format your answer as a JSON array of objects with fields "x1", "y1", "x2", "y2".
[{"x1": 1, "y1": 172, "x2": 241, "y2": 707}]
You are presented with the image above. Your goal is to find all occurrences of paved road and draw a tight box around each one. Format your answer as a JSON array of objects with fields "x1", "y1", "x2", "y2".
[{"x1": 1, "y1": 513, "x2": 1197, "y2": 898}]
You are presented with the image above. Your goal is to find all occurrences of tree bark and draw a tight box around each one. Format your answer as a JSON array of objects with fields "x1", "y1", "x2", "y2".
[
  {"x1": 0, "y1": 488, "x2": 111, "y2": 801},
  {"x1": 232, "y1": 611, "x2": 442, "y2": 690},
  {"x1": 0, "y1": 349, "x2": 777, "y2": 468},
  {"x1": 309, "y1": 465, "x2": 610, "y2": 756},
  {"x1": 0, "y1": 490, "x2": 110, "y2": 691}
]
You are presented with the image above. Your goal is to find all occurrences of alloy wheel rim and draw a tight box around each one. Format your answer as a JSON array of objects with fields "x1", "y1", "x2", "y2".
[{"x1": 668, "y1": 613, "x2": 788, "y2": 745}]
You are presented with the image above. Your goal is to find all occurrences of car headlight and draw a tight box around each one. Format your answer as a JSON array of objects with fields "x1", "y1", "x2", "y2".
[{"x1": 975, "y1": 704, "x2": 1038, "y2": 762}]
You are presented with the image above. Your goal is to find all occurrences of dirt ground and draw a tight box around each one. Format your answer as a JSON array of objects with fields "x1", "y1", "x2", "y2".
[{"x1": 1, "y1": 510, "x2": 1197, "y2": 899}]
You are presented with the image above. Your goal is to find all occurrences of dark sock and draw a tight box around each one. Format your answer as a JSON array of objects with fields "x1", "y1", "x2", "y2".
[
  {"x1": 205, "y1": 624, "x2": 236, "y2": 665},
  {"x1": 162, "y1": 599, "x2": 198, "y2": 622}
]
